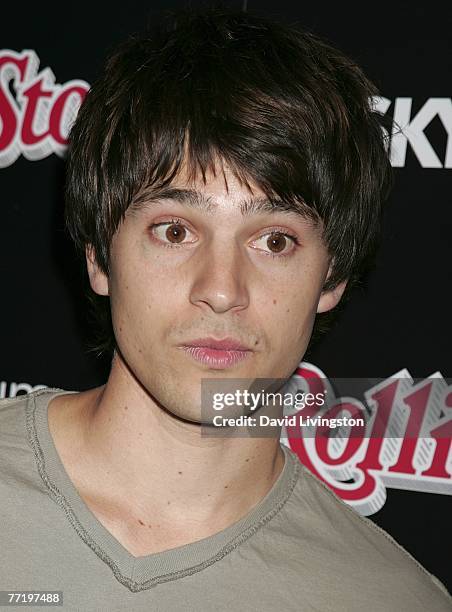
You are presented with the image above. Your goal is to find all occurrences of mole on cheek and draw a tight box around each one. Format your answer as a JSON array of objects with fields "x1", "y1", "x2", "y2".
[{"x1": 273, "y1": 299, "x2": 277, "y2": 305}]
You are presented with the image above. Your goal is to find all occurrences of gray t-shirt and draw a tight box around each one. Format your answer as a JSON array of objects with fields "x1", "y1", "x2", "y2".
[{"x1": 0, "y1": 387, "x2": 451, "y2": 611}]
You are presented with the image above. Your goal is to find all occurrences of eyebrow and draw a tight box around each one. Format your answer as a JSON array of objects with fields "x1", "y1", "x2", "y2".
[{"x1": 128, "y1": 187, "x2": 320, "y2": 226}]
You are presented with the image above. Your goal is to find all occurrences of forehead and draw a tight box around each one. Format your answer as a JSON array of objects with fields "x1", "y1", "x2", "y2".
[{"x1": 128, "y1": 161, "x2": 322, "y2": 229}]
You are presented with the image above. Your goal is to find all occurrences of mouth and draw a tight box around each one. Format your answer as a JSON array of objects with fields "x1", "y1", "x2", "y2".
[{"x1": 178, "y1": 337, "x2": 253, "y2": 369}]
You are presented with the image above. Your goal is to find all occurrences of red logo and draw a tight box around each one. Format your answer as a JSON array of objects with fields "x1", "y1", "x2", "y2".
[
  {"x1": 0, "y1": 49, "x2": 89, "y2": 167},
  {"x1": 282, "y1": 363, "x2": 452, "y2": 515}
]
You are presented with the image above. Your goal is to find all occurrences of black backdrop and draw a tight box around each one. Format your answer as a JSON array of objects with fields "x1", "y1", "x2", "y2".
[{"x1": 1, "y1": 0, "x2": 451, "y2": 592}]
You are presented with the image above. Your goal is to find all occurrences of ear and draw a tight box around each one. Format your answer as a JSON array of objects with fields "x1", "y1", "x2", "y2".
[
  {"x1": 316, "y1": 262, "x2": 348, "y2": 314},
  {"x1": 85, "y1": 245, "x2": 109, "y2": 296},
  {"x1": 316, "y1": 279, "x2": 347, "y2": 313}
]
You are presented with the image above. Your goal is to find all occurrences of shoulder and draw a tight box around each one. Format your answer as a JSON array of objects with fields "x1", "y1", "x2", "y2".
[
  {"x1": 281, "y1": 447, "x2": 452, "y2": 609},
  {"x1": 0, "y1": 391, "x2": 33, "y2": 435},
  {"x1": 0, "y1": 389, "x2": 46, "y2": 494},
  {"x1": 0, "y1": 387, "x2": 69, "y2": 474},
  {"x1": 0, "y1": 387, "x2": 63, "y2": 431}
]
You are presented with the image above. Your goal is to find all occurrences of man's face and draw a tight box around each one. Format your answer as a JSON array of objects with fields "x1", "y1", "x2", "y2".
[{"x1": 87, "y1": 163, "x2": 346, "y2": 422}]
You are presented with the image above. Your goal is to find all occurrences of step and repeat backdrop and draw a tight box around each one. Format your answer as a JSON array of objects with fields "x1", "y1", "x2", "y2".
[{"x1": 1, "y1": 0, "x2": 451, "y2": 591}]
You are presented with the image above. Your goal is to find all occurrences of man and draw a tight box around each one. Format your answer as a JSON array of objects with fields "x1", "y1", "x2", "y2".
[{"x1": 1, "y1": 7, "x2": 451, "y2": 611}]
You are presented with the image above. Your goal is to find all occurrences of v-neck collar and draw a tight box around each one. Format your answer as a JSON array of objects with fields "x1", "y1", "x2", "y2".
[{"x1": 26, "y1": 387, "x2": 301, "y2": 592}]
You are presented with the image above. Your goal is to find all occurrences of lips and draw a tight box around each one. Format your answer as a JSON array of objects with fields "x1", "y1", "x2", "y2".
[{"x1": 178, "y1": 337, "x2": 253, "y2": 369}]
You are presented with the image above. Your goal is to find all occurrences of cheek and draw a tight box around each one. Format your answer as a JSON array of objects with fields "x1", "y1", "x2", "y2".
[
  {"x1": 265, "y1": 282, "x2": 320, "y2": 350},
  {"x1": 108, "y1": 263, "x2": 154, "y2": 341},
  {"x1": 109, "y1": 256, "x2": 188, "y2": 347}
]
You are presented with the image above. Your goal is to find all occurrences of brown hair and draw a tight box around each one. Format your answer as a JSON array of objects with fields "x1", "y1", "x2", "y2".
[{"x1": 65, "y1": 6, "x2": 393, "y2": 358}]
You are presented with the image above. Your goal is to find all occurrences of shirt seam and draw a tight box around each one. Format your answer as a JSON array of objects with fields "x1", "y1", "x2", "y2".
[{"x1": 26, "y1": 388, "x2": 301, "y2": 593}]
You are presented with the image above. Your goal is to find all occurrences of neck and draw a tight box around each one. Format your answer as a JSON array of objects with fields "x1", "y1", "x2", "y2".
[{"x1": 52, "y1": 354, "x2": 285, "y2": 532}]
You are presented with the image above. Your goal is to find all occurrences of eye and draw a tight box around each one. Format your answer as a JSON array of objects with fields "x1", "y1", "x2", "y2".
[
  {"x1": 149, "y1": 220, "x2": 300, "y2": 257},
  {"x1": 252, "y1": 229, "x2": 300, "y2": 258},
  {"x1": 150, "y1": 218, "x2": 196, "y2": 247}
]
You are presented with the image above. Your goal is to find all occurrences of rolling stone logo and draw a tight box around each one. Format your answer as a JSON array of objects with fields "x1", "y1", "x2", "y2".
[
  {"x1": 0, "y1": 48, "x2": 452, "y2": 169},
  {"x1": 280, "y1": 363, "x2": 452, "y2": 515},
  {"x1": 0, "y1": 49, "x2": 88, "y2": 167}
]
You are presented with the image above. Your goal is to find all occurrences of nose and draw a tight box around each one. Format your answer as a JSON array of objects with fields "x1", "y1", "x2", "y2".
[{"x1": 189, "y1": 241, "x2": 250, "y2": 314}]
